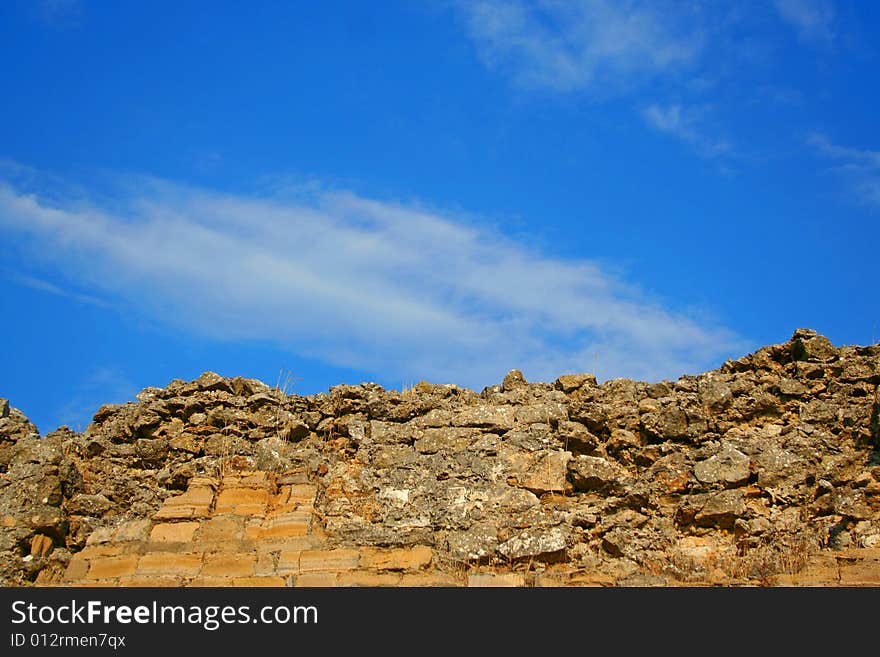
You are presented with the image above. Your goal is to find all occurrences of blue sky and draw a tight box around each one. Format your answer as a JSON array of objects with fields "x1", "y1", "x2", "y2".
[{"x1": 1, "y1": 0, "x2": 878, "y2": 433}]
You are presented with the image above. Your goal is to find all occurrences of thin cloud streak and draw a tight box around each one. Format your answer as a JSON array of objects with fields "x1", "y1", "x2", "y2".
[
  {"x1": 809, "y1": 132, "x2": 880, "y2": 207},
  {"x1": 773, "y1": 0, "x2": 835, "y2": 45},
  {"x1": 10, "y1": 273, "x2": 110, "y2": 308},
  {"x1": 457, "y1": 0, "x2": 703, "y2": 94},
  {"x1": 641, "y1": 103, "x2": 730, "y2": 158},
  {"x1": 0, "y1": 173, "x2": 746, "y2": 388}
]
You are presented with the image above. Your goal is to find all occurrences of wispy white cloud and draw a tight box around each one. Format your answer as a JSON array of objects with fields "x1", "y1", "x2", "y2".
[
  {"x1": 9, "y1": 273, "x2": 110, "y2": 308},
  {"x1": 773, "y1": 0, "x2": 835, "y2": 45},
  {"x1": 0, "y1": 171, "x2": 747, "y2": 388},
  {"x1": 641, "y1": 103, "x2": 730, "y2": 158},
  {"x1": 808, "y1": 132, "x2": 880, "y2": 207},
  {"x1": 457, "y1": 0, "x2": 703, "y2": 94}
]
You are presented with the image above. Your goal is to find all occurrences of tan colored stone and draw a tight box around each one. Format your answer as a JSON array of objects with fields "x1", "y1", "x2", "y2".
[
  {"x1": 288, "y1": 484, "x2": 318, "y2": 502},
  {"x1": 399, "y1": 572, "x2": 463, "y2": 587},
  {"x1": 234, "y1": 503, "x2": 270, "y2": 516},
  {"x1": 188, "y1": 577, "x2": 236, "y2": 587},
  {"x1": 337, "y1": 572, "x2": 402, "y2": 586},
  {"x1": 261, "y1": 512, "x2": 311, "y2": 539},
  {"x1": 467, "y1": 572, "x2": 526, "y2": 587},
  {"x1": 86, "y1": 555, "x2": 139, "y2": 580},
  {"x1": 794, "y1": 553, "x2": 840, "y2": 583},
  {"x1": 63, "y1": 555, "x2": 90, "y2": 582},
  {"x1": 299, "y1": 549, "x2": 360, "y2": 572},
  {"x1": 169, "y1": 486, "x2": 215, "y2": 506},
  {"x1": 197, "y1": 516, "x2": 244, "y2": 542},
  {"x1": 837, "y1": 548, "x2": 880, "y2": 560},
  {"x1": 839, "y1": 560, "x2": 880, "y2": 585},
  {"x1": 78, "y1": 544, "x2": 125, "y2": 558},
  {"x1": 566, "y1": 572, "x2": 616, "y2": 587},
  {"x1": 189, "y1": 477, "x2": 218, "y2": 488},
  {"x1": 360, "y1": 546, "x2": 433, "y2": 571},
  {"x1": 137, "y1": 552, "x2": 203, "y2": 577},
  {"x1": 114, "y1": 519, "x2": 152, "y2": 542},
  {"x1": 277, "y1": 550, "x2": 302, "y2": 573},
  {"x1": 153, "y1": 504, "x2": 211, "y2": 521},
  {"x1": 30, "y1": 534, "x2": 53, "y2": 558},
  {"x1": 72, "y1": 580, "x2": 117, "y2": 587},
  {"x1": 233, "y1": 576, "x2": 287, "y2": 587},
  {"x1": 201, "y1": 552, "x2": 256, "y2": 577},
  {"x1": 258, "y1": 536, "x2": 325, "y2": 553},
  {"x1": 117, "y1": 577, "x2": 181, "y2": 587},
  {"x1": 255, "y1": 551, "x2": 278, "y2": 576},
  {"x1": 85, "y1": 526, "x2": 116, "y2": 546},
  {"x1": 293, "y1": 572, "x2": 338, "y2": 587},
  {"x1": 150, "y1": 521, "x2": 199, "y2": 543},
  {"x1": 215, "y1": 487, "x2": 269, "y2": 514},
  {"x1": 240, "y1": 472, "x2": 270, "y2": 486},
  {"x1": 533, "y1": 573, "x2": 567, "y2": 587}
]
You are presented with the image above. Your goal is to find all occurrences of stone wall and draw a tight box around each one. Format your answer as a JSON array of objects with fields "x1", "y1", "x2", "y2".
[{"x1": 2, "y1": 328, "x2": 879, "y2": 586}]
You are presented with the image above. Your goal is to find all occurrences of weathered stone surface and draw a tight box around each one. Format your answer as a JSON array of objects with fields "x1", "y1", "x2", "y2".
[
  {"x1": 502, "y1": 369, "x2": 527, "y2": 391},
  {"x1": 700, "y1": 379, "x2": 733, "y2": 412},
  {"x1": 694, "y1": 445, "x2": 751, "y2": 487},
  {"x1": 446, "y1": 523, "x2": 498, "y2": 561},
  {"x1": 792, "y1": 331, "x2": 838, "y2": 362},
  {"x1": 641, "y1": 405, "x2": 688, "y2": 441},
  {"x1": 568, "y1": 455, "x2": 629, "y2": 493},
  {"x1": 2, "y1": 329, "x2": 879, "y2": 587},
  {"x1": 555, "y1": 374, "x2": 597, "y2": 393},
  {"x1": 498, "y1": 525, "x2": 569, "y2": 560},
  {"x1": 516, "y1": 451, "x2": 572, "y2": 494},
  {"x1": 754, "y1": 446, "x2": 805, "y2": 489},
  {"x1": 66, "y1": 494, "x2": 112, "y2": 517},
  {"x1": 778, "y1": 378, "x2": 808, "y2": 396},
  {"x1": 694, "y1": 490, "x2": 746, "y2": 529}
]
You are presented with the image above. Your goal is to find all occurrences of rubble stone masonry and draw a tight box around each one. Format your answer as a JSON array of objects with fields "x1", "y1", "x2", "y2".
[{"x1": 2, "y1": 329, "x2": 879, "y2": 586}]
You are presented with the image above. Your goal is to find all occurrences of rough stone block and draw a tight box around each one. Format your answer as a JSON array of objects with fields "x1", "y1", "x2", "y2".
[
  {"x1": 233, "y1": 576, "x2": 287, "y2": 587},
  {"x1": 839, "y1": 560, "x2": 880, "y2": 585},
  {"x1": 196, "y1": 516, "x2": 243, "y2": 542},
  {"x1": 299, "y1": 549, "x2": 360, "y2": 572},
  {"x1": 360, "y1": 546, "x2": 433, "y2": 571},
  {"x1": 399, "y1": 572, "x2": 463, "y2": 587},
  {"x1": 288, "y1": 484, "x2": 318, "y2": 502},
  {"x1": 78, "y1": 545, "x2": 125, "y2": 558},
  {"x1": 337, "y1": 572, "x2": 403, "y2": 587},
  {"x1": 117, "y1": 577, "x2": 181, "y2": 587},
  {"x1": 255, "y1": 551, "x2": 278, "y2": 576},
  {"x1": 114, "y1": 519, "x2": 153, "y2": 542},
  {"x1": 137, "y1": 552, "x2": 203, "y2": 577},
  {"x1": 467, "y1": 572, "x2": 526, "y2": 587},
  {"x1": 277, "y1": 550, "x2": 302, "y2": 573},
  {"x1": 86, "y1": 555, "x2": 139, "y2": 580},
  {"x1": 85, "y1": 526, "x2": 116, "y2": 546},
  {"x1": 258, "y1": 536, "x2": 325, "y2": 553},
  {"x1": 150, "y1": 521, "x2": 200, "y2": 543},
  {"x1": 261, "y1": 512, "x2": 311, "y2": 539},
  {"x1": 215, "y1": 487, "x2": 269, "y2": 514},
  {"x1": 201, "y1": 552, "x2": 256, "y2": 577},
  {"x1": 566, "y1": 572, "x2": 616, "y2": 587},
  {"x1": 240, "y1": 472, "x2": 270, "y2": 486},
  {"x1": 63, "y1": 555, "x2": 90, "y2": 582},
  {"x1": 187, "y1": 577, "x2": 235, "y2": 587},
  {"x1": 293, "y1": 572, "x2": 339, "y2": 587},
  {"x1": 167, "y1": 486, "x2": 215, "y2": 506},
  {"x1": 153, "y1": 503, "x2": 211, "y2": 521},
  {"x1": 71, "y1": 580, "x2": 117, "y2": 587}
]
